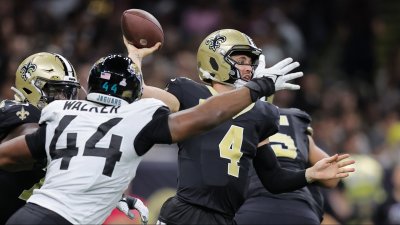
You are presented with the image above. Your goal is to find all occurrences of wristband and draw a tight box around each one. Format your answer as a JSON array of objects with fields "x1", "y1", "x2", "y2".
[
  {"x1": 244, "y1": 77, "x2": 275, "y2": 102},
  {"x1": 126, "y1": 196, "x2": 138, "y2": 209}
]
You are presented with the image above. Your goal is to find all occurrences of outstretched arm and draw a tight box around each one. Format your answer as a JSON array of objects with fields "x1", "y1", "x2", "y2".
[
  {"x1": 305, "y1": 153, "x2": 355, "y2": 183},
  {"x1": 168, "y1": 87, "x2": 253, "y2": 142},
  {"x1": 168, "y1": 65, "x2": 303, "y2": 142},
  {"x1": 124, "y1": 37, "x2": 180, "y2": 112},
  {"x1": 308, "y1": 135, "x2": 341, "y2": 188},
  {"x1": 253, "y1": 144, "x2": 355, "y2": 194}
]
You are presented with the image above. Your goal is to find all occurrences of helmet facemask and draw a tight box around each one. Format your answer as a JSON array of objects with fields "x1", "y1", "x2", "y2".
[
  {"x1": 225, "y1": 48, "x2": 261, "y2": 88},
  {"x1": 40, "y1": 80, "x2": 80, "y2": 106}
]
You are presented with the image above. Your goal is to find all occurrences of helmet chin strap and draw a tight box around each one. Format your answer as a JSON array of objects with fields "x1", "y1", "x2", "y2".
[
  {"x1": 36, "y1": 100, "x2": 47, "y2": 110},
  {"x1": 199, "y1": 67, "x2": 236, "y2": 87}
]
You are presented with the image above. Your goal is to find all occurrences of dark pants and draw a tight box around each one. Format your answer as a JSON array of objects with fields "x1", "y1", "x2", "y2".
[
  {"x1": 158, "y1": 196, "x2": 236, "y2": 225},
  {"x1": 235, "y1": 197, "x2": 320, "y2": 225},
  {"x1": 6, "y1": 203, "x2": 72, "y2": 225}
]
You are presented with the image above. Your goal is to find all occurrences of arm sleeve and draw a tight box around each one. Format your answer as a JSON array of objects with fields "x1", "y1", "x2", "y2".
[
  {"x1": 25, "y1": 124, "x2": 47, "y2": 160},
  {"x1": 253, "y1": 144, "x2": 308, "y2": 194},
  {"x1": 134, "y1": 106, "x2": 172, "y2": 156}
]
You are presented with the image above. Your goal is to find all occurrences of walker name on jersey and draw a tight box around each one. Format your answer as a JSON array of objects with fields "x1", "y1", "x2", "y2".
[{"x1": 63, "y1": 101, "x2": 119, "y2": 113}]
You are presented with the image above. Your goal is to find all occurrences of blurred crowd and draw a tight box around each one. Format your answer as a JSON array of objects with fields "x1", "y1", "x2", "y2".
[{"x1": 1, "y1": 0, "x2": 400, "y2": 224}]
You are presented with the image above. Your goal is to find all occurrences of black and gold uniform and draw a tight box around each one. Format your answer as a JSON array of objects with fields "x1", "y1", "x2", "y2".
[
  {"x1": 158, "y1": 77, "x2": 280, "y2": 224},
  {"x1": 0, "y1": 100, "x2": 44, "y2": 225},
  {"x1": 235, "y1": 108, "x2": 324, "y2": 225}
]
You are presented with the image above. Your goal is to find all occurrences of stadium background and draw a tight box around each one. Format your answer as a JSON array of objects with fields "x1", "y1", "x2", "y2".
[{"x1": 0, "y1": 0, "x2": 399, "y2": 224}]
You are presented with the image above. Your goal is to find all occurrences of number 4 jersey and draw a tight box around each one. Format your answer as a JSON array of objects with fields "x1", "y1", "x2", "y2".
[
  {"x1": 165, "y1": 77, "x2": 280, "y2": 217},
  {"x1": 25, "y1": 98, "x2": 171, "y2": 224}
]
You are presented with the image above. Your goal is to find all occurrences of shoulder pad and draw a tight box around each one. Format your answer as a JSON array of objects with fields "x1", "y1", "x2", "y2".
[
  {"x1": 0, "y1": 100, "x2": 40, "y2": 120},
  {"x1": 279, "y1": 107, "x2": 311, "y2": 123},
  {"x1": 0, "y1": 100, "x2": 40, "y2": 137},
  {"x1": 168, "y1": 77, "x2": 194, "y2": 85}
]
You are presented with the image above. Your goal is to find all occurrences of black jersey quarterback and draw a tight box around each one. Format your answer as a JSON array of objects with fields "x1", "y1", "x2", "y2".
[
  {"x1": 158, "y1": 77, "x2": 280, "y2": 224},
  {"x1": 0, "y1": 100, "x2": 45, "y2": 225}
]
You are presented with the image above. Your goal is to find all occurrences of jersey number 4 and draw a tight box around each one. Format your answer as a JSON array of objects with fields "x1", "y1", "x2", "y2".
[
  {"x1": 219, "y1": 125, "x2": 244, "y2": 178},
  {"x1": 49, "y1": 115, "x2": 123, "y2": 177}
]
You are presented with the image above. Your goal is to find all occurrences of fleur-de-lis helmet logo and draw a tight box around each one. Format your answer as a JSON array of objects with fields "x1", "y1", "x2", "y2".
[
  {"x1": 205, "y1": 34, "x2": 227, "y2": 52},
  {"x1": 16, "y1": 106, "x2": 30, "y2": 120},
  {"x1": 20, "y1": 62, "x2": 37, "y2": 81}
]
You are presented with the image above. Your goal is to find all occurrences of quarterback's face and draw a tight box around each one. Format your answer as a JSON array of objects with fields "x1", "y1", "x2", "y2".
[{"x1": 231, "y1": 54, "x2": 253, "y2": 81}]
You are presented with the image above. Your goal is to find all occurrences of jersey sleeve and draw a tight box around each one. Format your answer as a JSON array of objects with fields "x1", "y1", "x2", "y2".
[
  {"x1": 289, "y1": 108, "x2": 312, "y2": 136},
  {"x1": 25, "y1": 123, "x2": 47, "y2": 160},
  {"x1": 38, "y1": 100, "x2": 66, "y2": 125},
  {"x1": 134, "y1": 106, "x2": 172, "y2": 156}
]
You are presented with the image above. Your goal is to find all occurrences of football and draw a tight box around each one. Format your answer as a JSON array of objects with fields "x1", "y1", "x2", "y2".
[{"x1": 121, "y1": 9, "x2": 164, "y2": 48}]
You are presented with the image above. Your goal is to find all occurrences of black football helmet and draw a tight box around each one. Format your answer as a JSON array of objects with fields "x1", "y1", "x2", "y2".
[{"x1": 86, "y1": 54, "x2": 143, "y2": 106}]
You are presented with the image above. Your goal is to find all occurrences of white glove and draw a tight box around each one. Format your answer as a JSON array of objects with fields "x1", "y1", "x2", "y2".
[
  {"x1": 254, "y1": 54, "x2": 303, "y2": 91},
  {"x1": 116, "y1": 196, "x2": 149, "y2": 225}
]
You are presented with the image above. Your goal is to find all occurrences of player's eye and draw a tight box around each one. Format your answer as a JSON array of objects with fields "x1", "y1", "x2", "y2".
[
  {"x1": 235, "y1": 59, "x2": 251, "y2": 65},
  {"x1": 230, "y1": 55, "x2": 253, "y2": 66}
]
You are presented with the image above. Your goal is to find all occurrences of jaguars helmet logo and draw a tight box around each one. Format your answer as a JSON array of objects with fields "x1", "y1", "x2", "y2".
[
  {"x1": 205, "y1": 33, "x2": 227, "y2": 52},
  {"x1": 20, "y1": 62, "x2": 37, "y2": 81}
]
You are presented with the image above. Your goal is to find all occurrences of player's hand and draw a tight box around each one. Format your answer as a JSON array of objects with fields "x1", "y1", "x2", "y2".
[
  {"x1": 253, "y1": 54, "x2": 303, "y2": 91},
  {"x1": 116, "y1": 195, "x2": 149, "y2": 225},
  {"x1": 305, "y1": 154, "x2": 356, "y2": 183},
  {"x1": 123, "y1": 36, "x2": 161, "y2": 67}
]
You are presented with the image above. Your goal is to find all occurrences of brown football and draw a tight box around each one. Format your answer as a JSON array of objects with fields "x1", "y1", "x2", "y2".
[{"x1": 121, "y1": 9, "x2": 164, "y2": 48}]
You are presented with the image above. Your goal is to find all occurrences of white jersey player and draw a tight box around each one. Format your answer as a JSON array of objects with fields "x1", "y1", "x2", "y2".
[
  {"x1": 27, "y1": 98, "x2": 165, "y2": 224},
  {"x1": 0, "y1": 54, "x2": 305, "y2": 224}
]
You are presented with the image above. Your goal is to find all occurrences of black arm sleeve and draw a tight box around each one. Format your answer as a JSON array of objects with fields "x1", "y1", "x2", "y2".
[
  {"x1": 25, "y1": 124, "x2": 47, "y2": 160},
  {"x1": 253, "y1": 144, "x2": 308, "y2": 194},
  {"x1": 134, "y1": 106, "x2": 172, "y2": 156}
]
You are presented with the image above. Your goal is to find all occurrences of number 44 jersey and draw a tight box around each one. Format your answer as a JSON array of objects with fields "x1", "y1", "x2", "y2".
[{"x1": 25, "y1": 98, "x2": 171, "y2": 224}]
